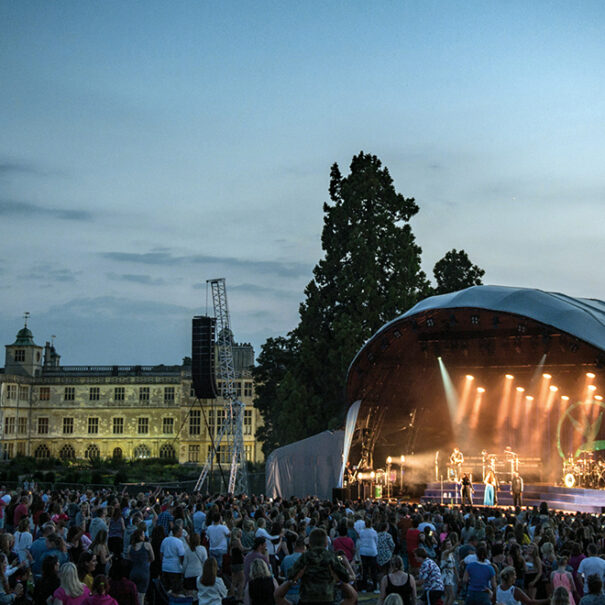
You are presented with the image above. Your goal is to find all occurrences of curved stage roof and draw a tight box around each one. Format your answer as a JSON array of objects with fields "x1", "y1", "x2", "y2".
[{"x1": 349, "y1": 285, "x2": 605, "y2": 378}]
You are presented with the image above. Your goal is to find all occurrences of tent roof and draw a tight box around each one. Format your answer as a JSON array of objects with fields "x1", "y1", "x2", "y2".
[{"x1": 349, "y1": 285, "x2": 605, "y2": 376}]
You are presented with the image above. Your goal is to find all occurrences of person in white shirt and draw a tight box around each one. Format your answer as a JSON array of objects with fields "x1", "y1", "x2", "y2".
[
  {"x1": 193, "y1": 504, "x2": 206, "y2": 535},
  {"x1": 182, "y1": 533, "x2": 208, "y2": 590},
  {"x1": 197, "y1": 558, "x2": 227, "y2": 605},
  {"x1": 160, "y1": 525, "x2": 185, "y2": 591},
  {"x1": 358, "y1": 519, "x2": 379, "y2": 593},
  {"x1": 206, "y1": 513, "x2": 230, "y2": 571},
  {"x1": 578, "y1": 543, "x2": 605, "y2": 593},
  {"x1": 255, "y1": 518, "x2": 282, "y2": 576}
]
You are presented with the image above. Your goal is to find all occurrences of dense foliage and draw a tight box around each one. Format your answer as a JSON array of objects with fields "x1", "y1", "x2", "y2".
[{"x1": 253, "y1": 152, "x2": 485, "y2": 455}]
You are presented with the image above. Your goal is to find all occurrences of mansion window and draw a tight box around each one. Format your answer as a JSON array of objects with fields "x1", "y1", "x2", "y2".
[
  {"x1": 4, "y1": 417, "x2": 15, "y2": 435},
  {"x1": 37, "y1": 418, "x2": 49, "y2": 435},
  {"x1": 64, "y1": 387, "x2": 75, "y2": 401},
  {"x1": 235, "y1": 382, "x2": 242, "y2": 398},
  {"x1": 138, "y1": 417, "x2": 149, "y2": 434},
  {"x1": 244, "y1": 381, "x2": 253, "y2": 397},
  {"x1": 243, "y1": 409, "x2": 252, "y2": 435},
  {"x1": 16, "y1": 442, "x2": 26, "y2": 456},
  {"x1": 89, "y1": 387, "x2": 100, "y2": 401},
  {"x1": 59, "y1": 444, "x2": 75, "y2": 460},
  {"x1": 14, "y1": 350, "x2": 25, "y2": 362},
  {"x1": 215, "y1": 445, "x2": 232, "y2": 465},
  {"x1": 34, "y1": 444, "x2": 50, "y2": 459},
  {"x1": 159, "y1": 444, "x2": 175, "y2": 459},
  {"x1": 188, "y1": 445, "x2": 200, "y2": 463},
  {"x1": 63, "y1": 417, "x2": 74, "y2": 434},
  {"x1": 162, "y1": 417, "x2": 174, "y2": 434},
  {"x1": 85, "y1": 444, "x2": 100, "y2": 460},
  {"x1": 164, "y1": 387, "x2": 175, "y2": 403},
  {"x1": 6, "y1": 385, "x2": 17, "y2": 400},
  {"x1": 113, "y1": 417, "x2": 124, "y2": 435},
  {"x1": 17, "y1": 418, "x2": 27, "y2": 434},
  {"x1": 114, "y1": 387, "x2": 125, "y2": 402},
  {"x1": 39, "y1": 387, "x2": 50, "y2": 401},
  {"x1": 139, "y1": 387, "x2": 149, "y2": 403},
  {"x1": 134, "y1": 444, "x2": 150, "y2": 459},
  {"x1": 245, "y1": 444, "x2": 253, "y2": 462},
  {"x1": 208, "y1": 409, "x2": 226, "y2": 437},
  {"x1": 88, "y1": 417, "x2": 99, "y2": 434},
  {"x1": 189, "y1": 410, "x2": 201, "y2": 436},
  {"x1": 19, "y1": 386, "x2": 28, "y2": 401}
]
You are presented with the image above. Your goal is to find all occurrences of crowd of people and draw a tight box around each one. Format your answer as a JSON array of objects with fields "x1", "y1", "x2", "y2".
[{"x1": 2, "y1": 485, "x2": 605, "y2": 605}]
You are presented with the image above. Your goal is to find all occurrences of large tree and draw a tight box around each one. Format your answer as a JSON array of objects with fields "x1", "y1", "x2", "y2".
[
  {"x1": 254, "y1": 152, "x2": 431, "y2": 449},
  {"x1": 433, "y1": 248, "x2": 485, "y2": 295}
]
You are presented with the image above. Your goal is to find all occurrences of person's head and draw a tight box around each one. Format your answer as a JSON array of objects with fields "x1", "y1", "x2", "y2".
[
  {"x1": 500, "y1": 566, "x2": 517, "y2": 586},
  {"x1": 588, "y1": 574, "x2": 603, "y2": 596},
  {"x1": 390, "y1": 555, "x2": 404, "y2": 572},
  {"x1": 253, "y1": 537, "x2": 266, "y2": 554},
  {"x1": 476, "y1": 543, "x2": 488, "y2": 562},
  {"x1": 109, "y1": 558, "x2": 130, "y2": 581},
  {"x1": 91, "y1": 575, "x2": 109, "y2": 596},
  {"x1": 294, "y1": 536, "x2": 306, "y2": 553},
  {"x1": 557, "y1": 556, "x2": 568, "y2": 569},
  {"x1": 309, "y1": 527, "x2": 328, "y2": 549},
  {"x1": 42, "y1": 555, "x2": 59, "y2": 578},
  {"x1": 231, "y1": 528, "x2": 242, "y2": 541},
  {"x1": 384, "y1": 596, "x2": 404, "y2": 605},
  {"x1": 414, "y1": 547, "x2": 428, "y2": 562},
  {"x1": 59, "y1": 563, "x2": 84, "y2": 598},
  {"x1": 200, "y1": 558, "x2": 218, "y2": 587},
  {"x1": 77, "y1": 551, "x2": 97, "y2": 577},
  {"x1": 551, "y1": 586, "x2": 570, "y2": 605},
  {"x1": 188, "y1": 533, "x2": 200, "y2": 551},
  {"x1": 94, "y1": 529, "x2": 108, "y2": 545},
  {"x1": 17, "y1": 517, "x2": 30, "y2": 533},
  {"x1": 172, "y1": 524, "x2": 182, "y2": 538},
  {"x1": 249, "y1": 558, "x2": 272, "y2": 580},
  {"x1": 587, "y1": 543, "x2": 598, "y2": 556}
]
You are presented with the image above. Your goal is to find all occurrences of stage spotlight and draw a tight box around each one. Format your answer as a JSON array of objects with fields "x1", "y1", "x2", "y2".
[
  {"x1": 477, "y1": 387, "x2": 486, "y2": 393},
  {"x1": 596, "y1": 395, "x2": 603, "y2": 401},
  {"x1": 505, "y1": 374, "x2": 514, "y2": 380},
  {"x1": 517, "y1": 323, "x2": 527, "y2": 334},
  {"x1": 587, "y1": 372, "x2": 596, "y2": 379},
  {"x1": 543, "y1": 373, "x2": 552, "y2": 379},
  {"x1": 393, "y1": 330, "x2": 401, "y2": 338},
  {"x1": 589, "y1": 385, "x2": 597, "y2": 392},
  {"x1": 549, "y1": 385, "x2": 558, "y2": 392},
  {"x1": 516, "y1": 386, "x2": 525, "y2": 392},
  {"x1": 466, "y1": 374, "x2": 474, "y2": 381},
  {"x1": 471, "y1": 314, "x2": 480, "y2": 325},
  {"x1": 400, "y1": 455, "x2": 405, "y2": 463},
  {"x1": 386, "y1": 456, "x2": 392, "y2": 464},
  {"x1": 526, "y1": 396, "x2": 534, "y2": 402},
  {"x1": 426, "y1": 317, "x2": 434, "y2": 327}
]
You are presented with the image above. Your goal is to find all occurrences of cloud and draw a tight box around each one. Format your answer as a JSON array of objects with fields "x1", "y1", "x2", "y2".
[
  {"x1": 106, "y1": 273, "x2": 169, "y2": 286},
  {"x1": 101, "y1": 250, "x2": 310, "y2": 278},
  {"x1": 0, "y1": 161, "x2": 43, "y2": 177},
  {"x1": 26, "y1": 264, "x2": 79, "y2": 283},
  {"x1": 228, "y1": 283, "x2": 301, "y2": 297},
  {"x1": 0, "y1": 200, "x2": 92, "y2": 221}
]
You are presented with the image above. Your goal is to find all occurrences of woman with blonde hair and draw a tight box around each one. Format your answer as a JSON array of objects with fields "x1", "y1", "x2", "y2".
[
  {"x1": 247, "y1": 558, "x2": 277, "y2": 605},
  {"x1": 552, "y1": 586, "x2": 570, "y2": 605},
  {"x1": 53, "y1": 562, "x2": 91, "y2": 605}
]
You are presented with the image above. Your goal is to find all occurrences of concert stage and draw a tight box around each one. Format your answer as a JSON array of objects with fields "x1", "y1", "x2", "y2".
[{"x1": 422, "y1": 481, "x2": 605, "y2": 513}]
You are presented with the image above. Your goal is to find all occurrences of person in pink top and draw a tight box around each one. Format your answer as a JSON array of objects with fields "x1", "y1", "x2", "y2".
[
  {"x1": 83, "y1": 575, "x2": 117, "y2": 605},
  {"x1": 551, "y1": 556, "x2": 576, "y2": 605},
  {"x1": 53, "y1": 562, "x2": 91, "y2": 605}
]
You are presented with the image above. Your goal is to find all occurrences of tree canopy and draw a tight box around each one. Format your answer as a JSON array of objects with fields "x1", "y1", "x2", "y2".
[{"x1": 253, "y1": 152, "x2": 485, "y2": 455}]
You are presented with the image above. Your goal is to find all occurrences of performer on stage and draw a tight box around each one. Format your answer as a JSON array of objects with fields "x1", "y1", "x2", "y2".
[
  {"x1": 461, "y1": 473, "x2": 474, "y2": 508},
  {"x1": 511, "y1": 471, "x2": 524, "y2": 508},
  {"x1": 483, "y1": 468, "x2": 497, "y2": 506},
  {"x1": 449, "y1": 447, "x2": 464, "y2": 482}
]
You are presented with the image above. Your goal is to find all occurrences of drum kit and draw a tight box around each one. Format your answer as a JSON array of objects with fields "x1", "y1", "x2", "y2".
[{"x1": 562, "y1": 452, "x2": 605, "y2": 488}]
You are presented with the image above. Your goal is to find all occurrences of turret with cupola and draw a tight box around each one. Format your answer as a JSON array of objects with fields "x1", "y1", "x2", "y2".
[{"x1": 4, "y1": 314, "x2": 43, "y2": 377}]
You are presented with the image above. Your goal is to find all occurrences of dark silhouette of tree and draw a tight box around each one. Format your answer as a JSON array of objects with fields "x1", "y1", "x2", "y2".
[{"x1": 433, "y1": 248, "x2": 485, "y2": 295}]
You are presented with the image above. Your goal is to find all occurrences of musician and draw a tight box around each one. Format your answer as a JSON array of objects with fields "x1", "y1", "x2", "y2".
[
  {"x1": 511, "y1": 471, "x2": 524, "y2": 508},
  {"x1": 449, "y1": 447, "x2": 464, "y2": 482},
  {"x1": 461, "y1": 473, "x2": 474, "y2": 508},
  {"x1": 483, "y1": 468, "x2": 497, "y2": 506}
]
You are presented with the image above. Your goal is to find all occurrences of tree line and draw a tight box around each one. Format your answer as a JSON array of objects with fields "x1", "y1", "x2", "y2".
[{"x1": 252, "y1": 152, "x2": 484, "y2": 455}]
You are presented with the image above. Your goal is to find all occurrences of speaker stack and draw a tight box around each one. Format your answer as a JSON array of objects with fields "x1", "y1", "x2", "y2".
[{"x1": 192, "y1": 316, "x2": 218, "y2": 399}]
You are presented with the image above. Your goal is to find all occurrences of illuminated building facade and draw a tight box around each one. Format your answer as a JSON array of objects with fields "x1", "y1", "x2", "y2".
[{"x1": 0, "y1": 323, "x2": 263, "y2": 464}]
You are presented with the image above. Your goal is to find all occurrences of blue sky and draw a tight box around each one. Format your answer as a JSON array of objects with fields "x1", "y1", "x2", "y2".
[{"x1": 1, "y1": 1, "x2": 604, "y2": 364}]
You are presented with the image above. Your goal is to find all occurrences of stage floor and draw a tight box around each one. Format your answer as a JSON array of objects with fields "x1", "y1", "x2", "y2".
[{"x1": 422, "y1": 481, "x2": 605, "y2": 513}]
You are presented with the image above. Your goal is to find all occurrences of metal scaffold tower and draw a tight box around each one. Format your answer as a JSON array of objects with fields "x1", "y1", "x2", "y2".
[{"x1": 194, "y1": 278, "x2": 249, "y2": 495}]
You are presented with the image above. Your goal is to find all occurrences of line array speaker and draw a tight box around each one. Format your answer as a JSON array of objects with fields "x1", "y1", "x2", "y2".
[{"x1": 192, "y1": 316, "x2": 218, "y2": 400}]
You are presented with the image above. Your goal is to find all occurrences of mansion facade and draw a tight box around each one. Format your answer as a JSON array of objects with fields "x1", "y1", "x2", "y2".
[{"x1": 0, "y1": 323, "x2": 263, "y2": 465}]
